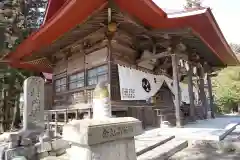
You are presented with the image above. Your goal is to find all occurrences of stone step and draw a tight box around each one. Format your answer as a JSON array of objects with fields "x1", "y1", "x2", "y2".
[
  {"x1": 137, "y1": 139, "x2": 188, "y2": 160},
  {"x1": 135, "y1": 135, "x2": 175, "y2": 156},
  {"x1": 189, "y1": 125, "x2": 240, "y2": 153}
]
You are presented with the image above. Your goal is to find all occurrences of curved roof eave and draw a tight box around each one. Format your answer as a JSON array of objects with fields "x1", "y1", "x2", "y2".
[
  {"x1": 4, "y1": 0, "x2": 238, "y2": 73},
  {"x1": 43, "y1": 0, "x2": 67, "y2": 25},
  {"x1": 5, "y1": 0, "x2": 108, "y2": 60},
  {"x1": 164, "y1": 8, "x2": 239, "y2": 66}
]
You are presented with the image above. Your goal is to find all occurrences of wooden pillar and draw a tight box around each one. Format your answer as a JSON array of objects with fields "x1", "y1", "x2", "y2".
[
  {"x1": 198, "y1": 64, "x2": 207, "y2": 119},
  {"x1": 75, "y1": 109, "x2": 78, "y2": 120},
  {"x1": 171, "y1": 54, "x2": 182, "y2": 127},
  {"x1": 187, "y1": 62, "x2": 196, "y2": 121},
  {"x1": 84, "y1": 52, "x2": 87, "y2": 103},
  {"x1": 107, "y1": 38, "x2": 113, "y2": 113},
  {"x1": 207, "y1": 73, "x2": 215, "y2": 118},
  {"x1": 54, "y1": 111, "x2": 58, "y2": 137},
  {"x1": 87, "y1": 109, "x2": 91, "y2": 118},
  {"x1": 64, "y1": 109, "x2": 68, "y2": 123}
]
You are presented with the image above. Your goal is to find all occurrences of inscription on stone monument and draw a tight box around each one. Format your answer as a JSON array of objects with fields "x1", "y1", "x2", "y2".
[
  {"x1": 102, "y1": 125, "x2": 134, "y2": 139},
  {"x1": 23, "y1": 77, "x2": 44, "y2": 131}
]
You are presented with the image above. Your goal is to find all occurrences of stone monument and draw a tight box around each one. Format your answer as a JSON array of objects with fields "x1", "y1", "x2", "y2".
[
  {"x1": 22, "y1": 76, "x2": 45, "y2": 135},
  {"x1": 0, "y1": 77, "x2": 70, "y2": 160},
  {"x1": 63, "y1": 117, "x2": 142, "y2": 160},
  {"x1": 62, "y1": 81, "x2": 143, "y2": 160}
]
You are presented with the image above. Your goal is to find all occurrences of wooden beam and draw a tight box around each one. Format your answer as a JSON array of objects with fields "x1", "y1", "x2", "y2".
[
  {"x1": 136, "y1": 50, "x2": 169, "y2": 64},
  {"x1": 52, "y1": 27, "x2": 106, "y2": 57},
  {"x1": 107, "y1": 35, "x2": 113, "y2": 104},
  {"x1": 187, "y1": 61, "x2": 196, "y2": 121},
  {"x1": 171, "y1": 54, "x2": 182, "y2": 127},
  {"x1": 150, "y1": 28, "x2": 192, "y2": 36}
]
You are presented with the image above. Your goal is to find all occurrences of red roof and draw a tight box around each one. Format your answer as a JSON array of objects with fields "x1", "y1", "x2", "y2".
[{"x1": 5, "y1": 0, "x2": 239, "y2": 73}]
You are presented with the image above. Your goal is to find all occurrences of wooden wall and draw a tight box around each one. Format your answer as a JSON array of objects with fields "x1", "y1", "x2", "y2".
[
  {"x1": 52, "y1": 47, "x2": 108, "y2": 110},
  {"x1": 44, "y1": 82, "x2": 53, "y2": 110},
  {"x1": 50, "y1": 34, "x2": 177, "y2": 127}
]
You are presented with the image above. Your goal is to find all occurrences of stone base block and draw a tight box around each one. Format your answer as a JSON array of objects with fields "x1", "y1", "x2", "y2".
[
  {"x1": 63, "y1": 117, "x2": 142, "y2": 146},
  {"x1": 48, "y1": 151, "x2": 56, "y2": 156},
  {"x1": 11, "y1": 156, "x2": 27, "y2": 160},
  {"x1": 37, "y1": 151, "x2": 49, "y2": 159},
  {"x1": 35, "y1": 141, "x2": 52, "y2": 153},
  {"x1": 63, "y1": 117, "x2": 142, "y2": 160},
  {"x1": 51, "y1": 139, "x2": 70, "y2": 151},
  {"x1": 55, "y1": 148, "x2": 66, "y2": 156},
  {"x1": 5, "y1": 146, "x2": 36, "y2": 160},
  {"x1": 67, "y1": 138, "x2": 136, "y2": 160}
]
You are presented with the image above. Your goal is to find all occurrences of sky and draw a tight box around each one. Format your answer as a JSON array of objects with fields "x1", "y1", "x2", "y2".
[{"x1": 153, "y1": 0, "x2": 240, "y2": 44}]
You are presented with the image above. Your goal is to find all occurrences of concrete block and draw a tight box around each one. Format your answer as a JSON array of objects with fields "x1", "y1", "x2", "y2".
[
  {"x1": 48, "y1": 151, "x2": 56, "y2": 156},
  {"x1": 55, "y1": 148, "x2": 66, "y2": 156},
  {"x1": 35, "y1": 141, "x2": 52, "y2": 153},
  {"x1": 20, "y1": 138, "x2": 32, "y2": 146},
  {"x1": 11, "y1": 156, "x2": 27, "y2": 160},
  {"x1": 41, "y1": 156, "x2": 67, "y2": 160},
  {"x1": 0, "y1": 143, "x2": 8, "y2": 159},
  {"x1": 37, "y1": 151, "x2": 49, "y2": 159},
  {"x1": 67, "y1": 138, "x2": 136, "y2": 160},
  {"x1": 63, "y1": 117, "x2": 142, "y2": 146},
  {"x1": 63, "y1": 117, "x2": 143, "y2": 160},
  {"x1": 51, "y1": 139, "x2": 70, "y2": 151},
  {"x1": 8, "y1": 133, "x2": 20, "y2": 142},
  {"x1": 8, "y1": 141, "x2": 19, "y2": 149},
  {"x1": 5, "y1": 146, "x2": 36, "y2": 160}
]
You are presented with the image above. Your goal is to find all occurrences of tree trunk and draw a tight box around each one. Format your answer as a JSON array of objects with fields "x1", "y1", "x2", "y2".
[
  {"x1": 0, "y1": 89, "x2": 5, "y2": 133},
  {"x1": 11, "y1": 94, "x2": 21, "y2": 131}
]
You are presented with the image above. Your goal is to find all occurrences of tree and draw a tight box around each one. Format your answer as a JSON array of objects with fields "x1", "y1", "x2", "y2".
[
  {"x1": 0, "y1": 0, "x2": 47, "y2": 56},
  {"x1": 212, "y1": 67, "x2": 240, "y2": 113},
  {"x1": 25, "y1": 0, "x2": 48, "y2": 32},
  {"x1": 185, "y1": 0, "x2": 202, "y2": 9},
  {"x1": 0, "y1": 0, "x2": 47, "y2": 132},
  {"x1": 229, "y1": 43, "x2": 240, "y2": 54}
]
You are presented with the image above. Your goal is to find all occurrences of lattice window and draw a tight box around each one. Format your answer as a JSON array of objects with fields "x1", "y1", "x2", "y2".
[
  {"x1": 86, "y1": 89, "x2": 94, "y2": 104},
  {"x1": 87, "y1": 65, "x2": 108, "y2": 86},
  {"x1": 72, "y1": 91, "x2": 85, "y2": 103},
  {"x1": 55, "y1": 77, "x2": 67, "y2": 93},
  {"x1": 69, "y1": 72, "x2": 84, "y2": 90}
]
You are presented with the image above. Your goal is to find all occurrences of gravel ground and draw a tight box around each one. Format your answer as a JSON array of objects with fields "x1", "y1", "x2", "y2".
[{"x1": 169, "y1": 147, "x2": 240, "y2": 160}]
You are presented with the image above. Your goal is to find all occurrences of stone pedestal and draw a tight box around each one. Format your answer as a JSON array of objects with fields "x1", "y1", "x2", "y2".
[{"x1": 62, "y1": 117, "x2": 142, "y2": 160}]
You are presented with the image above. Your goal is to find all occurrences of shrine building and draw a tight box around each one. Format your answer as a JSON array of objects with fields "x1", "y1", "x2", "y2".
[{"x1": 3, "y1": 0, "x2": 239, "y2": 130}]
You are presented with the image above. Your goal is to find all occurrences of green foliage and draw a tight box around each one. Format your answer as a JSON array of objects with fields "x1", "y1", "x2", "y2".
[
  {"x1": 212, "y1": 67, "x2": 240, "y2": 113},
  {"x1": 0, "y1": 0, "x2": 47, "y2": 131},
  {"x1": 230, "y1": 43, "x2": 240, "y2": 54}
]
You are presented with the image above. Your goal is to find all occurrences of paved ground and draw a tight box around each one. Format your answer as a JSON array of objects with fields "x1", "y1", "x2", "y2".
[
  {"x1": 145, "y1": 115, "x2": 240, "y2": 141},
  {"x1": 170, "y1": 116, "x2": 240, "y2": 160}
]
